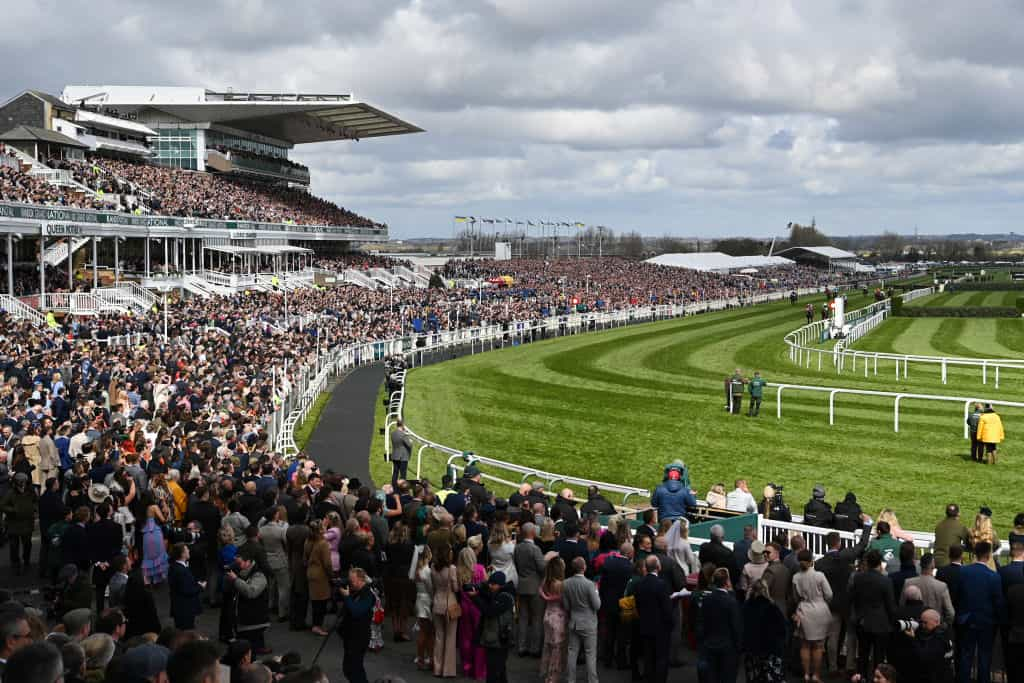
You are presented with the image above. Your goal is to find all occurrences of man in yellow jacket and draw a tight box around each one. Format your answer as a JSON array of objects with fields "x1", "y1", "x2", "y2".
[{"x1": 976, "y1": 403, "x2": 1005, "y2": 465}]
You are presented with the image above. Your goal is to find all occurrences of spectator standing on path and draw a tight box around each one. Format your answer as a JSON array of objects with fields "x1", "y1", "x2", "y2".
[
  {"x1": 168, "y1": 543, "x2": 204, "y2": 630},
  {"x1": 390, "y1": 419, "x2": 412, "y2": 487},
  {"x1": 967, "y1": 402, "x2": 985, "y2": 463},
  {"x1": 338, "y1": 567, "x2": 376, "y2": 683},
  {"x1": 258, "y1": 505, "x2": 290, "y2": 623},
  {"x1": 634, "y1": 555, "x2": 674, "y2": 683},
  {"x1": 904, "y1": 553, "x2": 956, "y2": 628},
  {"x1": 0, "y1": 472, "x2": 37, "y2": 575},
  {"x1": 598, "y1": 542, "x2": 633, "y2": 669},
  {"x1": 792, "y1": 548, "x2": 834, "y2": 682},
  {"x1": 741, "y1": 578, "x2": 787, "y2": 683},
  {"x1": 473, "y1": 570, "x2": 516, "y2": 683},
  {"x1": 513, "y1": 522, "x2": 546, "y2": 657},
  {"x1": 976, "y1": 403, "x2": 1005, "y2": 465},
  {"x1": 850, "y1": 549, "x2": 896, "y2": 680},
  {"x1": 747, "y1": 371, "x2": 766, "y2": 417},
  {"x1": 955, "y1": 541, "x2": 1004, "y2": 683},
  {"x1": 430, "y1": 544, "x2": 460, "y2": 678},
  {"x1": 562, "y1": 556, "x2": 600, "y2": 683},
  {"x1": 815, "y1": 518, "x2": 873, "y2": 675},
  {"x1": 539, "y1": 555, "x2": 568, "y2": 683},
  {"x1": 934, "y1": 504, "x2": 972, "y2": 569},
  {"x1": 868, "y1": 521, "x2": 902, "y2": 573},
  {"x1": 226, "y1": 555, "x2": 271, "y2": 655},
  {"x1": 699, "y1": 567, "x2": 742, "y2": 683}
]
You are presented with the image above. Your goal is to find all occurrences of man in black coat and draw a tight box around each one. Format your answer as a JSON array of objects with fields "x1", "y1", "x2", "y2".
[
  {"x1": 338, "y1": 567, "x2": 375, "y2": 683},
  {"x1": 634, "y1": 555, "x2": 675, "y2": 683},
  {"x1": 87, "y1": 502, "x2": 125, "y2": 611},
  {"x1": 936, "y1": 544, "x2": 965, "y2": 612},
  {"x1": 185, "y1": 486, "x2": 221, "y2": 604},
  {"x1": 699, "y1": 568, "x2": 742, "y2": 683},
  {"x1": 849, "y1": 549, "x2": 896, "y2": 680},
  {"x1": 803, "y1": 484, "x2": 834, "y2": 528},
  {"x1": 598, "y1": 542, "x2": 634, "y2": 668},
  {"x1": 580, "y1": 485, "x2": 616, "y2": 516},
  {"x1": 699, "y1": 524, "x2": 739, "y2": 585},
  {"x1": 815, "y1": 521, "x2": 873, "y2": 673},
  {"x1": 61, "y1": 506, "x2": 92, "y2": 571},
  {"x1": 905, "y1": 609, "x2": 954, "y2": 683},
  {"x1": 168, "y1": 543, "x2": 204, "y2": 630},
  {"x1": 458, "y1": 465, "x2": 488, "y2": 507}
]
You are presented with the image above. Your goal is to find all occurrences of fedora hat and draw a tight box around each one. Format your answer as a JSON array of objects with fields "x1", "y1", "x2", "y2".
[
  {"x1": 88, "y1": 483, "x2": 110, "y2": 504},
  {"x1": 748, "y1": 540, "x2": 767, "y2": 564}
]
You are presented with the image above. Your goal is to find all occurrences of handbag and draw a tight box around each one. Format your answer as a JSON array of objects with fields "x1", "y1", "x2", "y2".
[{"x1": 618, "y1": 595, "x2": 638, "y2": 622}]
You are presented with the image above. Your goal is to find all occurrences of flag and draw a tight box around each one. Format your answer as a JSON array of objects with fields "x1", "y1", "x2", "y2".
[
  {"x1": 575, "y1": 222, "x2": 585, "y2": 228},
  {"x1": 454, "y1": 216, "x2": 468, "y2": 222}
]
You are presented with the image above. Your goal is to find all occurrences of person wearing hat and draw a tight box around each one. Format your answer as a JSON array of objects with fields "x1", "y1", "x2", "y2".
[
  {"x1": 118, "y1": 642, "x2": 170, "y2": 683},
  {"x1": 650, "y1": 461, "x2": 696, "y2": 523},
  {"x1": 470, "y1": 570, "x2": 516, "y2": 683},
  {"x1": 63, "y1": 608, "x2": 93, "y2": 642},
  {"x1": 976, "y1": 403, "x2": 1005, "y2": 465},
  {"x1": 803, "y1": 484, "x2": 834, "y2": 528},
  {"x1": 739, "y1": 540, "x2": 769, "y2": 594},
  {"x1": 458, "y1": 464, "x2": 488, "y2": 507},
  {"x1": 0, "y1": 471, "x2": 38, "y2": 575}
]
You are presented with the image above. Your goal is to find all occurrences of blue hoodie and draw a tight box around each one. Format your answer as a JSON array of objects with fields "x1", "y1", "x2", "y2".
[{"x1": 651, "y1": 478, "x2": 697, "y2": 521}]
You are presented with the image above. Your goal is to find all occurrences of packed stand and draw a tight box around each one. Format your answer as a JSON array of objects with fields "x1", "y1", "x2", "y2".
[{"x1": 0, "y1": 151, "x2": 103, "y2": 210}]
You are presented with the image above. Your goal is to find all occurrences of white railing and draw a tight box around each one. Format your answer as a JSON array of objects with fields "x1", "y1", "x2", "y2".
[
  {"x1": 772, "y1": 381, "x2": 1024, "y2": 434},
  {"x1": 785, "y1": 298, "x2": 1024, "y2": 386},
  {"x1": 0, "y1": 294, "x2": 46, "y2": 325},
  {"x1": 89, "y1": 288, "x2": 132, "y2": 312},
  {"x1": 901, "y1": 286, "x2": 936, "y2": 303},
  {"x1": 342, "y1": 269, "x2": 378, "y2": 289},
  {"x1": 833, "y1": 309, "x2": 889, "y2": 368},
  {"x1": 122, "y1": 281, "x2": 158, "y2": 308},
  {"x1": 39, "y1": 292, "x2": 105, "y2": 315}
]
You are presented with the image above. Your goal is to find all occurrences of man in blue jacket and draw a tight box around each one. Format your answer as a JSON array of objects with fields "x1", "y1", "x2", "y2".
[
  {"x1": 650, "y1": 461, "x2": 696, "y2": 522},
  {"x1": 955, "y1": 541, "x2": 1005, "y2": 683},
  {"x1": 168, "y1": 543, "x2": 204, "y2": 630}
]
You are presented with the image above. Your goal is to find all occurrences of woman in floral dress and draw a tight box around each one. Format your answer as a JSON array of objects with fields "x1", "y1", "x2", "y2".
[{"x1": 539, "y1": 554, "x2": 567, "y2": 683}]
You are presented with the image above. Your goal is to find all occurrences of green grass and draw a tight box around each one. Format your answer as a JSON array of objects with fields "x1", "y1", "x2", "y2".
[
  {"x1": 904, "y1": 290, "x2": 1021, "y2": 308},
  {"x1": 293, "y1": 393, "x2": 332, "y2": 451},
  {"x1": 383, "y1": 294, "x2": 1024, "y2": 535}
]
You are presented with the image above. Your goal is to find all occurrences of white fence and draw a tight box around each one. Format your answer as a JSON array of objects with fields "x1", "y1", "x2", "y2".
[
  {"x1": 772, "y1": 381, "x2": 1024, "y2": 434},
  {"x1": 900, "y1": 286, "x2": 936, "y2": 303}
]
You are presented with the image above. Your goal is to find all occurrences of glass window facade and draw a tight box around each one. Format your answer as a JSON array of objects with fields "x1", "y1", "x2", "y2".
[
  {"x1": 206, "y1": 130, "x2": 289, "y2": 159},
  {"x1": 153, "y1": 128, "x2": 198, "y2": 170}
]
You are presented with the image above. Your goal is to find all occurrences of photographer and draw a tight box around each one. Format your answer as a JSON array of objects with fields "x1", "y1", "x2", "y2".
[
  {"x1": 0, "y1": 472, "x2": 37, "y2": 575},
  {"x1": 337, "y1": 567, "x2": 375, "y2": 683},
  {"x1": 225, "y1": 555, "x2": 271, "y2": 655},
  {"x1": 899, "y1": 609, "x2": 954, "y2": 683}
]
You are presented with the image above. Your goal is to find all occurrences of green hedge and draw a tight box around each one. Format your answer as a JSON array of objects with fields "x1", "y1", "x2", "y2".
[
  {"x1": 1017, "y1": 297, "x2": 1024, "y2": 314},
  {"x1": 896, "y1": 306, "x2": 1020, "y2": 318},
  {"x1": 890, "y1": 296, "x2": 904, "y2": 316},
  {"x1": 947, "y1": 282, "x2": 1024, "y2": 291}
]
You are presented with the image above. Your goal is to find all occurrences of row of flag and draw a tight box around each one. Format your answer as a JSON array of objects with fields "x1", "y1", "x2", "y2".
[{"x1": 455, "y1": 216, "x2": 586, "y2": 229}]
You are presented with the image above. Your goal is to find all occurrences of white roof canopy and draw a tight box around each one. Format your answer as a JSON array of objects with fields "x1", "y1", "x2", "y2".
[{"x1": 645, "y1": 252, "x2": 794, "y2": 273}]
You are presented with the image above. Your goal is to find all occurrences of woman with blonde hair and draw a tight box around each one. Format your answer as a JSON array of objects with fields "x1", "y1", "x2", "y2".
[
  {"x1": 488, "y1": 522, "x2": 518, "y2": 587},
  {"x1": 970, "y1": 507, "x2": 1001, "y2": 569},
  {"x1": 539, "y1": 554, "x2": 567, "y2": 683},
  {"x1": 538, "y1": 519, "x2": 557, "y2": 554},
  {"x1": 456, "y1": 546, "x2": 487, "y2": 679},
  {"x1": 706, "y1": 483, "x2": 727, "y2": 509},
  {"x1": 876, "y1": 509, "x2": 915, "y2": 542},
  {"x1": 412, "y1": 545, "x2": 435, "y2": 670}
]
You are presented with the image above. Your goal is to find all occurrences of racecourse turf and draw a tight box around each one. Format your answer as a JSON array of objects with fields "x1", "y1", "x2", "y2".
[
  {"x1": 904, "y1": 290, "x2": 1021, "y2": 307},
  {"x1": 378, "y1": 294, "x2": 1024, "y2": 535}
]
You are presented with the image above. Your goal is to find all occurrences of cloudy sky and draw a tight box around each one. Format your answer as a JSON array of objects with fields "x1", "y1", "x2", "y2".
[{"x1": 6, "y1": 1, "x2": 1024, "y2": 238}]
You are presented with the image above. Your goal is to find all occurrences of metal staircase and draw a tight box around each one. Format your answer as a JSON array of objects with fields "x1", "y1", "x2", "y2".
[
  {"x1": 0, "y1": 294, "x2": 46, "y2": 325},
  {"x1": 43, "y1": 237, "x2": 91, "y2": 267},
  {"x1": 342, "y1": 269, "x2": 377, "y2": 289}
]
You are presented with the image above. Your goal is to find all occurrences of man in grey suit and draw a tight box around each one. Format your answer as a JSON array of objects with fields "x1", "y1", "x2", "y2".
[
  {"x1": 563, "y1": 556, "x2": 601, "y2": 683},
  {"x1": 903, "y1": 553, "x2": 955, "y2": 627},
  {"x1": 514, "y1": 522, "x2": 547, "y2": 656},
  {"x1": 390, "y1": 419, "x2": 412, "y2": 487}
]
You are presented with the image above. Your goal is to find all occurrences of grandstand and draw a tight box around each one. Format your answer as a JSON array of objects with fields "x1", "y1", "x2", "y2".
[{"x1": 0, "y1": 84, "x2": 422, "y2": 312}]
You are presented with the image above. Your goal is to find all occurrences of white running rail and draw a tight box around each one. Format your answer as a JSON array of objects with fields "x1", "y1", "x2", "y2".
[{"x1": 901, "y1": 286, "x2": 936, "y2": 304}]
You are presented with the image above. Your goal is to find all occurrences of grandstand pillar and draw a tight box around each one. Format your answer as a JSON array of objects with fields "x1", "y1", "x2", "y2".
[
  {"x1": 163, "y1": 238, "x2": 169, "y2": 274},
  {"x1": 67, "y1": 240, "x2": 73, "y2": 291},
  {"x1": 144, "y1": 238, "x2": 150, "y2": 278},
  {"x1": 92, "y1": 236, "x2": 98, "y2": 288},
  {"x1": 39, "y1": 233, "x2": 45, "y2": 307},
  {"x1": 114, "y1": 238, "x2": 119, "y2": 285}
]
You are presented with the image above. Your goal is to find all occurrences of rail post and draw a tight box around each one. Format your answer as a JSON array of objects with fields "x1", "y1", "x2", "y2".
[
  {"x1": 776, "y1": 386, "x2": 784, "y2": 419},
  {"x1": 942, "y1": 358, "x2": 947, "y2": 385},
  {"x1": 894, "y1": 394, "x2": 904, "y2": 432},
  {"x1": 829, "y1": 389, "x2": 838, "y2": 425},
  {"x1": 982, "y1": 360, "x2": 987, "y2": 385}
]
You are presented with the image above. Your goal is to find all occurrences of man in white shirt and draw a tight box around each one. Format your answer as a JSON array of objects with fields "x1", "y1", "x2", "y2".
[{"x1": 725, "y1": 479, "x2": 757, "y2": 514}]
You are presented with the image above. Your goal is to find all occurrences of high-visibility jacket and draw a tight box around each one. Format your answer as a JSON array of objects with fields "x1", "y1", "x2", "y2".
[{"x1": 977, "y1": 412, "x2": 1005, "y2": 444}]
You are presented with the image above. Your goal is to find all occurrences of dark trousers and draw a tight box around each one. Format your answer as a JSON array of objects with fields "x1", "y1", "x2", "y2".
[
  {"x1": 240, "y1": 627, "x2": 266, "y2": 651},
  {"x1": 94, "y1": 565, "x2": 112, "y2": 612},
  {"x1": 630, "y1": 622, "x2": 644, "y2": 679},
  {"x1": 342, "y1": 637, "x2": 369, "y2": 683},
  {"x1": 219, "y1": 595, "x2": 236, "y2": 642},
  {"x1": 8, "y1": 533, "x2": 30, "y2": 568},
  {"x1": 391, "y1": 459, "x2": 408, "y2": 487},
  {"x1": 173, "y1": 613, "x2": 197, "y2": 630},
  {"x1": 485, "y1": 646, "x2": 509, "y2": 683},
  {"x1": 38, "y1": 523, "x2": 52, "y2": 576},
  {"x1": 747, "y1": 396, "x2": 762, "y2": 416},
  {"x1": 311, "y1": 599, "x2": 328, "y2": 628},
  {"x1": 857, "y1": 629, "x2": 890, "y2": 680},
  {"x1": 958, "y1": 625, "x2": 995, "y2": 683},
  {"x1": 699, "y1": 646, "x2": 739, "y2": 683},
  {"x1": 971, "y1": 436, "x2": 985, "y2": 462},
  {"x1": 600, "y1": 609, "x2": 627, "y2": 667},
  {"x1": 730, "y1": 394, "x2": 742, "y2": 415},
  {"x1": 643, "y1": 631, "x2": 669, "y2": 683},
  {"x1": 290, "y1": 588, "x2": 309, "y2": 628}
]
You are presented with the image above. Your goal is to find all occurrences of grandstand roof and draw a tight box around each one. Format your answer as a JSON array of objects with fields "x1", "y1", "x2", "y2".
[
  {"x1": 60, "y1": 86, "x2": 423, "y2": 144},
  {"x1": 774, "y1": 246, "x2": 857, "y2": 261},
  {"x1": 0, "y1": 125, "x2": 88, "y2": 148},
  {"x1": 645, "y1": 252, "x2": 794, "y2": 273}
]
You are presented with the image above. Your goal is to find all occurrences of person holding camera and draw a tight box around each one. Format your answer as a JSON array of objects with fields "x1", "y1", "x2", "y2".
[
  {"x1": 225, "y1": 555, "x2": 271, "y2": 655},
  {"x1": 899, "y1": 609, "x2": 954, "y2": 683},
  {"x1": 337, "y1": 567, "x2": 376, "y2": 683}
]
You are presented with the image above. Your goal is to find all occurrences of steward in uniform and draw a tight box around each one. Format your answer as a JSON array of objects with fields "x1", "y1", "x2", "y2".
[{"x1": 747, "y1": 371, "x2": 766, "y2": 417}]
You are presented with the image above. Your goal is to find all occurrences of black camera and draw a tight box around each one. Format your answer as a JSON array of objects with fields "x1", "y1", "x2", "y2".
[{"x1": 331, "y1": 577, "x2": 349, "y2": 589}]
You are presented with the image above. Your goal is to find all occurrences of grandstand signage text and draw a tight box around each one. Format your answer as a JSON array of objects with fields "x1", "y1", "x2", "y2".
[{"x1": 0, "y1": 201, "x2": 386, "y2": 240}]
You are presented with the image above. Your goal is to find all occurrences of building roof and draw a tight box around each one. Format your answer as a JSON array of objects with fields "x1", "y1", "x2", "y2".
[
  {"x1": 26, "y1": 89, "x2": 76, "y2": 112},
  {"x1": 75, "y1": 109, "x2": 157, "y2": 137},
  {"x1": 645, "y1": 252, "x2": 794, "y2": 272},
  {"x1": 61, "y1": 86, "x2": 423, "y2": 144},
  {"x1": 0, "y1": 125, "x2": 88, "y2": 148},
  {"x1": 774, "y1": 246, "x2": 857, "y2": 260}
]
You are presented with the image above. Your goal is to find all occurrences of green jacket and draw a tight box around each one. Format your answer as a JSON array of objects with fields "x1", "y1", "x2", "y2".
[
  {"x1": 0, "y1": 489, "x2": 38, "y2": 536},
  {"x1": 749, "y1": 377, "x2": 766, "y2": 398},
  {"x1": 933, "y1": 518, "x2": 971, "y2": 568},
  {"x1": 868, "y1": 533, "x2": 902, "y2": 568}
]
